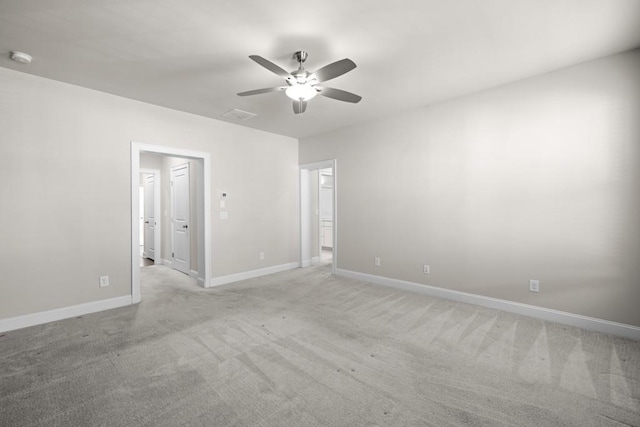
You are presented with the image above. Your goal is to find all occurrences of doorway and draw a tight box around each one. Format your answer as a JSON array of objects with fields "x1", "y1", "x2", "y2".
[
  {"x1": 300, "y1": 160, "x2": 337, "y2": 274},
  {"x1": 318, "y1": 168, "x2": 334, "y2": 264},
  {"x1": 131, "y1": 142, "x2": 211, "y2": 304}
]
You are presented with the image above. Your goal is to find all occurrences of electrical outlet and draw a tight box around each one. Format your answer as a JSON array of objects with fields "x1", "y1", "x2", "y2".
[
  {"x1": 374, "y1": 257, "x2": 381, "y2": 267},
  {"x1": 423, "y1": 264, "x2": 430, "y2": 274},
  {"x1": 99, "y1": 275, "x2": 110, "y2": 288},
  {"x1": 529, "y1": 279, "x2": 540, "y2": 293},
  {"x1": 259, "y1": 252, "x2": 265, "y2": 260}
]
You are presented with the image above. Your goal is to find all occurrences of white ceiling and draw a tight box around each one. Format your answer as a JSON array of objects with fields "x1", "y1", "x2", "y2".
[{"x1": 1, "y1": 0, "x2": 640, "y2": 139}]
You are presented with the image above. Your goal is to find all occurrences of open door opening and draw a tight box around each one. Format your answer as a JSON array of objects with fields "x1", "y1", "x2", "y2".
[
  {"x1": 300, "y1": 160, "x2": 336, "y2": 275},
  {"x1": 131, "y1": 142, "x2": 211, "y2": 304},
  {"x1": 318, "y1": 168, "x2": 334, "y2": 265}
]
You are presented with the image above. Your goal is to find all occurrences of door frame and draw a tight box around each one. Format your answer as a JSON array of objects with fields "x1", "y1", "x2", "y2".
[
  {"x1": 140, "y1": 168, "x2": 161, "y2": 263},
  {"x1": 299, "y1": 159, "x2": 337, "y2": 275},
  {"x1": 131, "y1": 142, "x2": 211, "y2": 303}
]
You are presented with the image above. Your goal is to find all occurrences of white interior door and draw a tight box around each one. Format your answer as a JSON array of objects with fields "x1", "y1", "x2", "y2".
[
  {"x1": 171, "y1": 163, "x2": 190, "y2": 275},
  {"x1": 139, "y1": 187, "x2": 145, "y2": 244},
  {"x1": 143, "y1": 174, "x2": 155, "y2": 260}
]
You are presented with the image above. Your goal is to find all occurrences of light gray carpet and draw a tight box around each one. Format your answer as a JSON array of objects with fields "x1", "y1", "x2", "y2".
[{"x1": 1, "y1": 264, "x2": 639, "y2": 426}]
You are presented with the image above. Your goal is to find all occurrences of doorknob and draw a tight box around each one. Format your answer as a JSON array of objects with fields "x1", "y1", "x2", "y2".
[
  {"x1": 145, "y1": 221, "x2": 149, "y2": 224},
  {"x1": 183, "y1": 225, "x2": 188, "y2": 229}
]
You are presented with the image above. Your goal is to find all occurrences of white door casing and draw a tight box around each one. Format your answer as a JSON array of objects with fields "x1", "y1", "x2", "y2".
[
  {"x1": 171, "y1": 163, "x2": 190, "y2": 275},
  {"x1": 143, "y1": 174, "x2": 155, "y2": 260}
]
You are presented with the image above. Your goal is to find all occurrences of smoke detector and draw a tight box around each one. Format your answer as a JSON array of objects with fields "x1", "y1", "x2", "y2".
[
  {"x1": 10, "y1": 51, "x2": 33, "y2": 64},
  {"x1": 9, "y1": 50, "x2": 33, "y2": 64}
]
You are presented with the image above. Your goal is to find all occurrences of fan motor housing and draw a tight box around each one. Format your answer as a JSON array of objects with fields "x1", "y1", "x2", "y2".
[{"x1": 291, "y1": 69, "x2": 314, "y2": 85}]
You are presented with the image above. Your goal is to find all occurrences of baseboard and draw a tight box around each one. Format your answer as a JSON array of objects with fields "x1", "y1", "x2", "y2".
[
  {"x1": 161, "y1": 258, "x2": 172, "y2": 267},
  {"x1": 207, "y1": 262, "x2": 299, "y2": 287},
  {"x1": 0, "y1": 295, "x2": 132, "y2": 333},
  {"x1": 190, "y1": 270, "x2": 205, "y2": 288},
  {"x1": 197, "y1": 277, "x2": 206, "y2": 288},
  {"x1": 336, "y1": 269, "x2": 640, "y2": 341},
  {"x1": 301, "y1": 257, "x2": 320, "y2": 268}
]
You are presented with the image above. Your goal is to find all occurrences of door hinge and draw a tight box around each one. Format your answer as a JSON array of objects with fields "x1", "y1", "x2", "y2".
[{"x1": 172, "y1": 252, "x2": 174, "y2": 258}]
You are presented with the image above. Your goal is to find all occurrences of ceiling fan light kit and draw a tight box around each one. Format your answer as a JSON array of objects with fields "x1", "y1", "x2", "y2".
[
  {"x1": 238, "y1": 50, "x2": 361, "y2": 114},
  {"x1": 285, "y1": 84, "x2": 317, "y2": 101}
]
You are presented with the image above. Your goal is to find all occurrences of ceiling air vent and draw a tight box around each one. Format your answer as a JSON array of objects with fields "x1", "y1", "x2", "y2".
[{"x1": 221, "y1": 109, "x2": 257, "y2": 121}]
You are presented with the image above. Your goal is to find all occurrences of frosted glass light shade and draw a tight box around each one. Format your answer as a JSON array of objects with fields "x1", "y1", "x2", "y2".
[{"x1": 286, "y1": 84, "x2": 317, "y2": 101}]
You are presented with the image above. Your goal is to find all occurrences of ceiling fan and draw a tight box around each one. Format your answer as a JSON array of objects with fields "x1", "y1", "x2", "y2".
[{"x1": 238, "y1": 50, "x2": 362, "y2": 114}]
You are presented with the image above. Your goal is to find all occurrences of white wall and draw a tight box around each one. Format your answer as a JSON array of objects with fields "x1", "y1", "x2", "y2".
[
  {"x1": 0, "y1": 67, "x2": 298, "y2": 319},
  {"x1": 140, "y1": 152, "x2": 163, "y2": 170},
  {"x1": 299, "y1": 49, "x2": 640, "y2": 327}
]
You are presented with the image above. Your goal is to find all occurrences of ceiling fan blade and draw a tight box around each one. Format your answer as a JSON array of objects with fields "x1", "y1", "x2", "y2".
[
  {"x1": 237, "y1": 87, "x2": 286, "y2": 96},
  {"x1": 316, "y1": 86, "x2": 362, "y2": 103},
  {"x1": 249, "y1": 55, "x2": 291, "y2": 79},
  {"x1": 311, "y1": 59, "x2": 356, "y2": 82},
  {"x1": 293, "y1": 100, "x2": 307, "y2": 114}
]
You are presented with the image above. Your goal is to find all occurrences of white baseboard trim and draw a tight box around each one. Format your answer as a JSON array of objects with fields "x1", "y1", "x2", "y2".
[
  {"x1": 301, "y1": 257, "x2": 320, "y2": 268},
  {"x1": 336, "y1": 269, "x2": 640, "y2": 341},
  {"x1": 161, "y1": 258, "x2": 172, "y2": 268},
  {"x1": 0, "y1": 295, "x2": 132, "y2": 333},
  {"x1": 207, "y1": 262, "x2": 299, "y2": 288},
  {"x1": 190, "y1": 269, "x2": 199, "y2": 278}
]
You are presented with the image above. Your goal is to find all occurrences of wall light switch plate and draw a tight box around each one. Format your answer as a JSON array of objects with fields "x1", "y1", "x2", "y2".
[
  {"x1": 99, "y1": 275, "x2": 110, "y2": 287},
  {"x1": 529, "y1": 279, "x2": 540, "y2": 293},
  {"x1": 374, "y1": 257, "x2": 381, "y2": 267}
]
